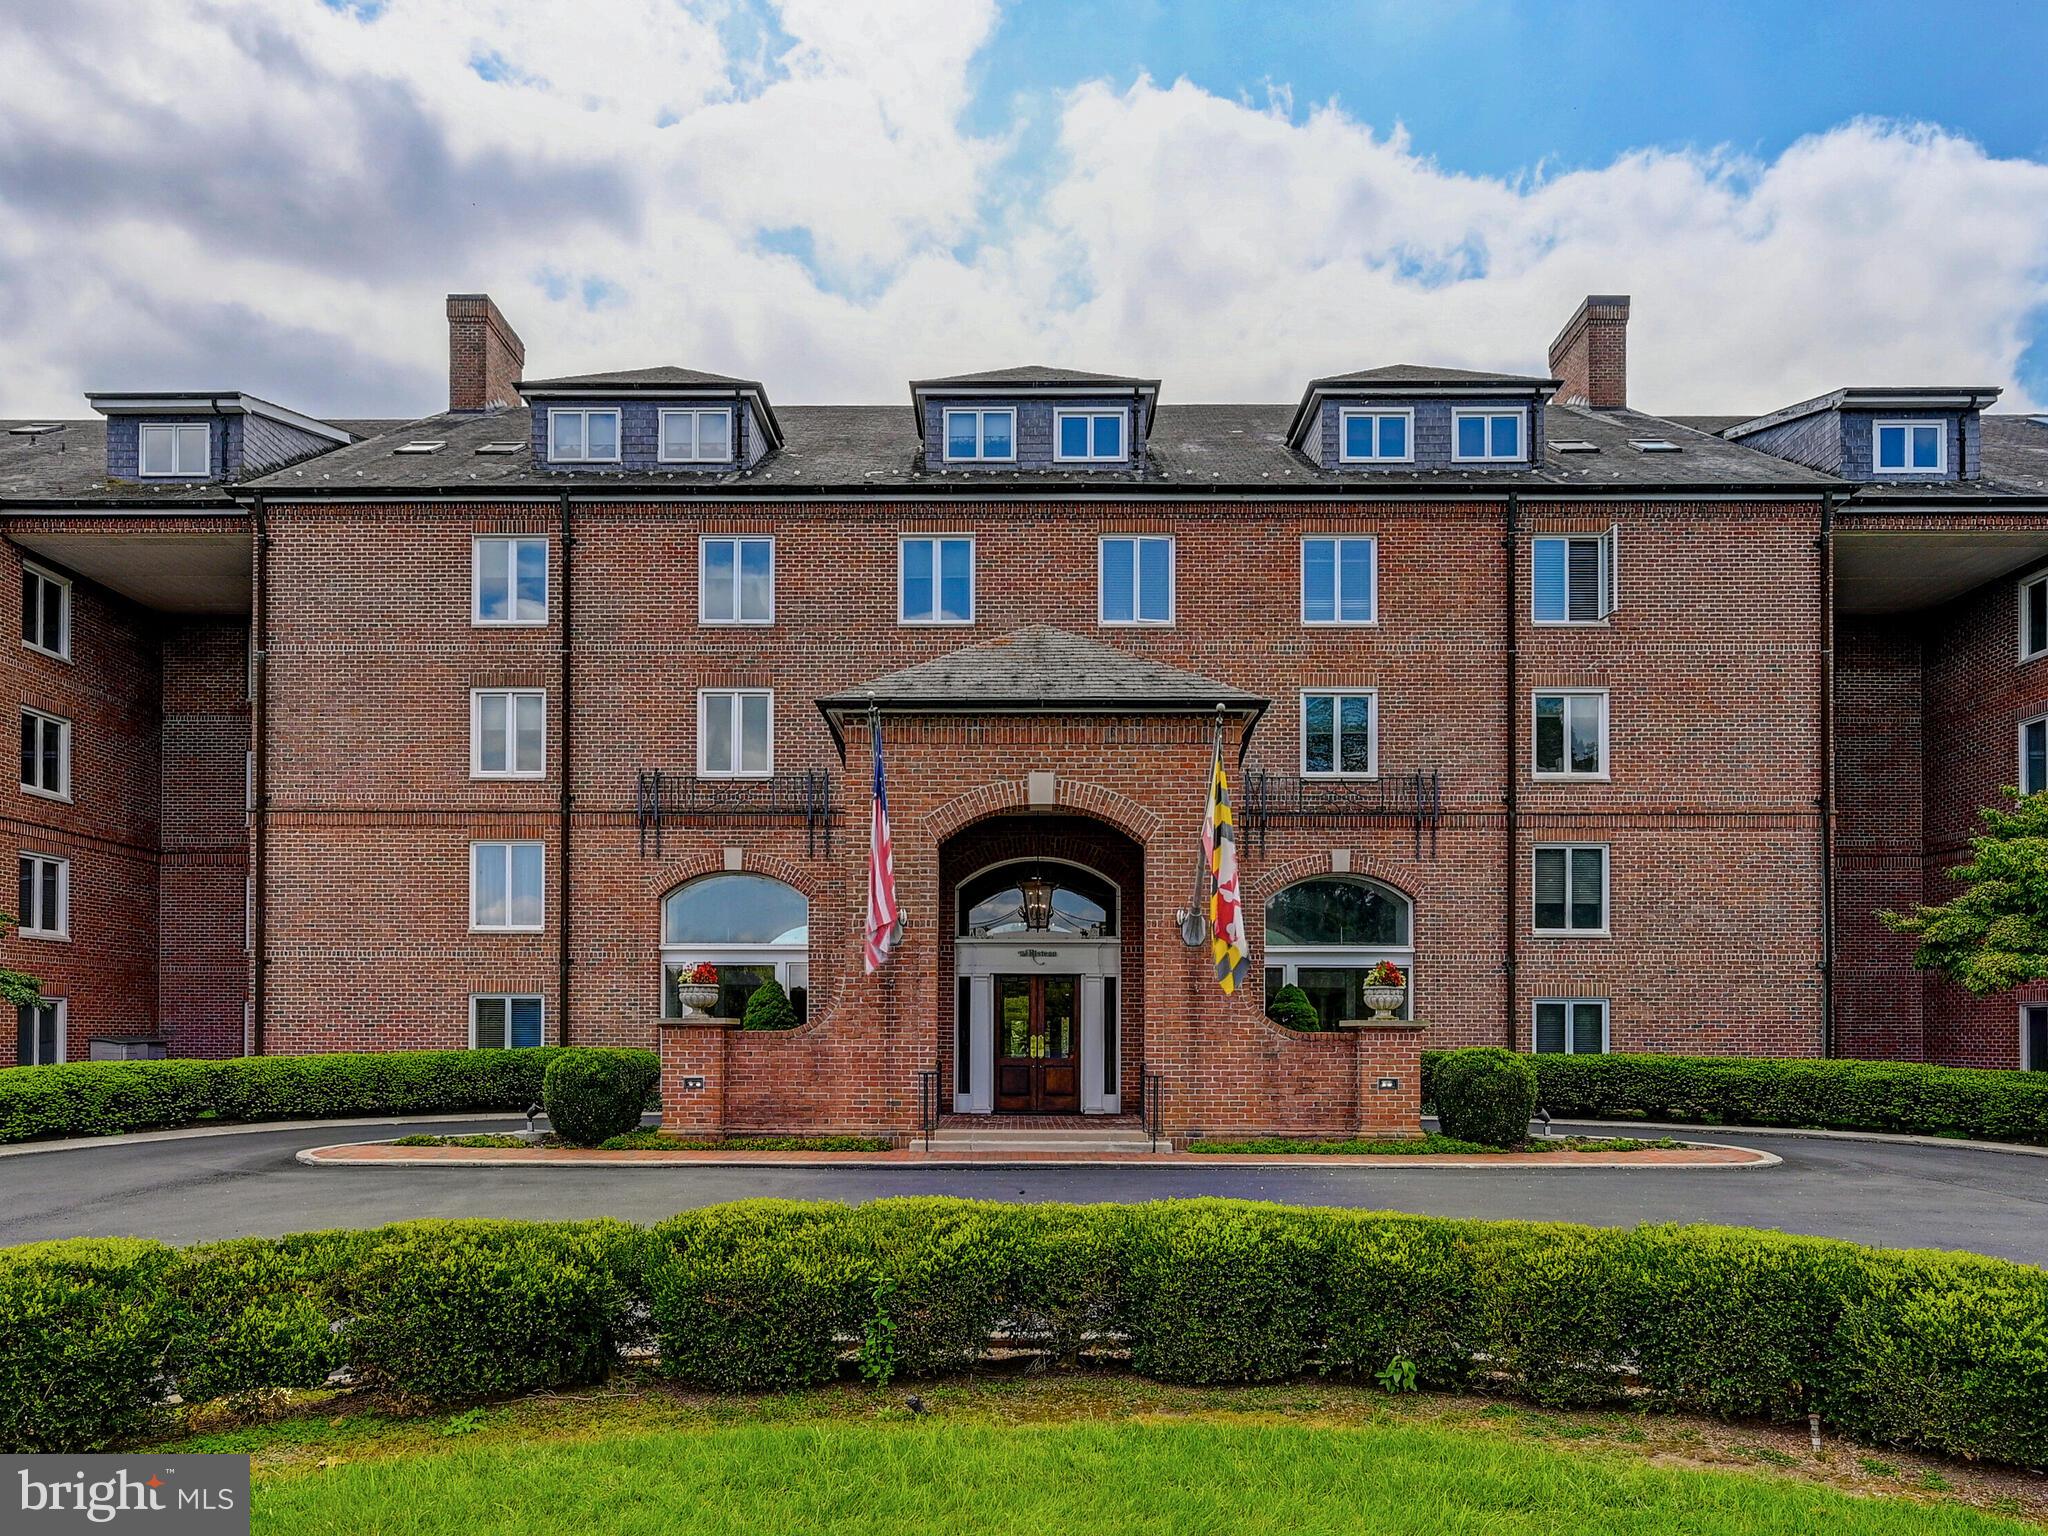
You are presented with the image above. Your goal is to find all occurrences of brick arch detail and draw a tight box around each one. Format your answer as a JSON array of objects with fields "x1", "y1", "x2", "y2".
[
  {"x1": 642, "y1": 851, "x2": 827, "y2": 905},
  {"x1": 920, "y1": 777, "x2": 1163, "y2": 846},
  {"x1": 1249, "y1": 853, "x2": 1418, "y2": 907}
]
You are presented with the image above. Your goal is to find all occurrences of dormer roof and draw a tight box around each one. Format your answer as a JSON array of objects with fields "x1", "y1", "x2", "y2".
[
  {"x1": 908, "y1": 365, "x2": 1161, "y2": 440},
  {"x1": 1724, "y1": 386, "x2": 2003, "y2": 441},
  {"x1": 83, "y1": 391, "x2": 351, "y2": 445},
  {"x1": 515, "y1": 366, "x2": 782, "y2": 450},
  {"x1": 1284, "y1": 365, "x2": 1559, "y2": 448}
]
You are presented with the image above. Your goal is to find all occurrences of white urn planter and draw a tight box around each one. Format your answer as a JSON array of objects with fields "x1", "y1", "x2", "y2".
[
  {"x1": 1360, "y1": 985, "x2": 1406, "y2": 1021},
  {"x1": 675, "y1": 982, "x2": 719, "y2": 1018}
]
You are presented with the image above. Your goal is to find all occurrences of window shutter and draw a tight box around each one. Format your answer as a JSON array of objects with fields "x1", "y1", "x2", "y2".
[
  {"x1": 1566, "y1": 539, "x2": 1601, "y2": 621},
  {"x1": 1602, "y1": 524, "x2": 1619, "y2": 617}
]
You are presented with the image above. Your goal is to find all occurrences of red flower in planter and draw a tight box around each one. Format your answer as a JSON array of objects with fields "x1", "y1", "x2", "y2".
[
  {"x1": 1364, "y1": 961, "x2": 1406, "y2": 989},
  {"x1": 685, "y1": 962, "x2": 719, "y2": 984}
]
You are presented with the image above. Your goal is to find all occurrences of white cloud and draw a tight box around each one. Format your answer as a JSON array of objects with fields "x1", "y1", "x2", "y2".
[{"x1": 1, "y1": 1, "x2": 2044, "y2": 417}]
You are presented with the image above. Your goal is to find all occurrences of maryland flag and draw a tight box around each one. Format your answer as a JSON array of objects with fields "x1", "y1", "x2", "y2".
[{"x1": 1201, "y1": 741, "x2": 1250, "y2": 994}]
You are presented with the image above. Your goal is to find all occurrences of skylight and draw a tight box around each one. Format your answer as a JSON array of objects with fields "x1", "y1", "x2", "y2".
[
  {"x1": 1628, "y1": 439, "x2": 1680, "y2": 453},
  {"x1": 8, "y1": 424, "x2": 62, "y2": 435},
  {"x1": 1552, "y1": 440, "x2": 1599, "y2": 453},
  {"x1": 475, "y1": 442, "x2": 524, "y2": 455},
  {"x1": 394, "y1": 441, "x2": 446, "y2": 455}
]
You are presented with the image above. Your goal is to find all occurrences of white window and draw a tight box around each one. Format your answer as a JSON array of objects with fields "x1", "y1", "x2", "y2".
[
  {"x1": 16, "y1": 998, "x2": 64, "y2": 1065},
  {"x1": 900, "y1": 536, "x2": 974, "y2": 625},
  {"x1": 2024, "y1": 1003, "x2": 2047, "y2": 1071},
  {"x1": 700, "y1": 537, "x2": 774, "y2": 625},
  {"x1": 2020, "y1": 574, "x2": 2048, "y2": 662},
  {"x1": 1100, "y1": 535, "x2": 1174, "y2": 625},
  {"x1": 19, "y1": 709, "x2": 69, "y2": 800},
  {"x1": 471, "y1": 994, "x2": 545, "y2": 1049},
  {"x1": 660, "y1": 408, "x2": 734, "y2": 464},
  {"x1": 1301, "y1": 690, "x2": 1377, "y2": 778},
  {"x1": 471, "y1": 689, "x2": 546, "y2": 778},
  {"x1": 699, "y1": 689, "x2": 773, "y2": 778},
  {"x1": 1532, "y1": 690, "x2": 1608, "y2": 779},
  {"x1": 21, "y1": 564, "x2": 70, "y2": 661},
  {"x1": 1531, "y1": 530, "x2": 1617, "y2": 624},
  {"x1": 661, "y1": 873, "x2": 811, "y2": 1022},
  {"x1": 1533, "y1": 844, "x2": 1608, "y2": 935},
  {"x1": 17, "y1": 852, "x2": 68, "y2": 939},
  {"x1": 137, "y1": 422, "x2": 210, "y2": 477},
  {"x1": 2022, "y1": 715, "x2": 2048, "y2": 796},
  {"x1": 1301, "y1": 536, "x2": 1376, "y2": 625},
  {"x1": 1453, "y1": 409, "x2": 1527, "y2": 462},
  {"x1": 1534, "y1": 998, "x2": 1609, "y2": 1055},
  {"x1": 1053, "y1": 409, "x2": 1128, "y2": 462},
  {"x1": 470, "y1": 841, "x2": 545, "y2": 932},
  {"x1": 473, "y1": 537, "x2": 548, "y2": 625},
  {"x1": 1875, "y1": 420, "x2": 1945, "y2": 474},
  {"x1": 1338, "y1": 409, "x2": 1412, "y2": 463},
  {"x1": 1263, "y1": 876, "x2": 1415, "y2": 1028},
  {"x1": 942, "y1": 409, "x2": 1015, "y2": 462},
  {"x1": 547, "y1": 408, "x2": 620, "y2": 463}
]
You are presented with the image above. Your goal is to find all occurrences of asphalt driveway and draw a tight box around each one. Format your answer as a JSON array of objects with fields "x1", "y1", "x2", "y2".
[{"x1": 3, "y1": 1119, "x2": 2044, "y2": 1263}]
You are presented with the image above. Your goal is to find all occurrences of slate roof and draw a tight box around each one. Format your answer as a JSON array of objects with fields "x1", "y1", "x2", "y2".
[
  {"x1": 908, "y1": 365, "x2": 1157, "y2": 389},
  {"x1": 1665, "y1": 412, "x2": 2048, "y2": 503},
  {"x1": 0, "y1": 417, "x2": 403, "y2": 506},
  {"x1": 515, "y1": 365, "x2": 761, "y2": 391},
  {"x1": 816, "y1": 624, "x2": 1266, "y2": 714},
  {"x1": 1308, "y1": 363, "x2": 1556, "y2": 388}
]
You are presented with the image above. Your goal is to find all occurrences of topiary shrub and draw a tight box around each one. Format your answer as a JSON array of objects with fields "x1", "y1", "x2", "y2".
[
  {"x1": 542, "y1": 1048, "x2": 661, "y2": 1146},
  {"x1": 1264, "y1": 984, "x2": 1320, "y2": 1032},
  {"x1": 1433, "y1": 1047, "x2": 1536, "y2": 1148},
  {"x1": 742, "y1": 977, "x2": 799, "y2": 1031}
]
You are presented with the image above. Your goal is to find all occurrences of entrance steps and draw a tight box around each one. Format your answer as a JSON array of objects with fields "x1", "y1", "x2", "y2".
[{"x1": 924, "y1": 1117, "x2": 1159, "y2": 1153}]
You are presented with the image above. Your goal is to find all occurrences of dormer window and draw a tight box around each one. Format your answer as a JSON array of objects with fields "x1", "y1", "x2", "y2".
[
  {"x1": 1876, "y1": 420, "x2": 1944, "y2": 474},
  {"x1": 138, "y1": 423, "x2": 210, "y2": 477},
  {"x1": 660, "y1": 408, "x2": 733, "y2": 464},
  {"x1": 943, "y1": 409, "x2": 1015, "y2": 463},
  {"x1": 1054, "y1": 410, "x2": 1126, "y2": 463},
  {"x1": 1339, "y1": 409, "x2": 1412, "y2": 463},
  {"x1": 547, "y1": 408, "x2": 620, "y2": 464},
  {"x1": 1453, "y1": 409, "x2": 1525, "y2": 463}
]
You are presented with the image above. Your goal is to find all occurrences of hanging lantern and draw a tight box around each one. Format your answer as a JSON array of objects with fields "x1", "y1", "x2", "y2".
[{"x1": 1019, "y1": 871, "x2": 1055, "y2": 931}]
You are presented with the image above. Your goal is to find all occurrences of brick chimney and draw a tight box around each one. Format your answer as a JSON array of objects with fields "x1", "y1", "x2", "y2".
[
  {"x1": 1547, "y1": 294, "x2": 1630, "y2": 410},
  {"x1": 445, "y1": 293, "x2": 525, "y2": 412}
]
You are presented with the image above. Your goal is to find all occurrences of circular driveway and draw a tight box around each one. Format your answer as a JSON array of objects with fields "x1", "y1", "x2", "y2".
[{"x1": 4, "y1": 1119, "x2": 2045, "y2": 1264}]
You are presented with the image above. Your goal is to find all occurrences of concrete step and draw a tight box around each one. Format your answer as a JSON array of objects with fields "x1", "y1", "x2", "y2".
[{"x1": 923, "y1": 1125, "x2": 1160, "y2": 1153}]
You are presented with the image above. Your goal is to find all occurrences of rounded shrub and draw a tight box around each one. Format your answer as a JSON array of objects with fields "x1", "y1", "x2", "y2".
[
  {"x1": 1264, "y1": 984, "x2": 1319, "y2": 1032},
  {"x1": 542, "y1": 1048, "x2": 661, "y2": 1146},
  {"x1": 0, "y1": 1238, "x2": 182, "y2": 1450},
  {"x1": 1433, "y1": 1047, "x2": 1537, "y2": 1148},
  {"x1": 741, "y1": 977, "x2": 799, "y2": 1031}
]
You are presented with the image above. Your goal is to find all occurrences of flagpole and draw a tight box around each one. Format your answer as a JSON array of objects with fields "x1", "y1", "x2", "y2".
[{"x1": 1176, "y1": 704, "x2": 1226, "y2": 948}]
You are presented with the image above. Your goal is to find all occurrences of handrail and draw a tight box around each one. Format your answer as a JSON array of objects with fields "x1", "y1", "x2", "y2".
[
  {"x1": 635, "y1": 769, "x2": 840, "y2": 858},
  {"x1": 1143, "y1": 1070, "x2": 1164, "y2": 1152},
  {"x1": 915, "y1": 1065, "x2": 941, "y2": 1151},
  {"x1": 1239, "y1": 768, "x2": 1443, "y2": 858}
]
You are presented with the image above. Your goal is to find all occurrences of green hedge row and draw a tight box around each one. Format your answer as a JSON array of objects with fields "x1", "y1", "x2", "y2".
[
  {"x1": 4, "y1": 1199, "x2": 2044, "y2": 1469},
  {"x1": 0, "y1": 1048, "x2": 657, "y2": 1145},
  {"x1": 1420, "y1": 1050, "x2": 2048, "y2": 1147}
]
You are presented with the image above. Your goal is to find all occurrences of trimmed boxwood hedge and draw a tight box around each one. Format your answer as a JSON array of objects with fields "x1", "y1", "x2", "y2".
[
  {"x1": 5, "y1": 1199, "x2": 2044, "y2": 1470},
  {"x1": 1420, "y1": 1049, "x2": 2048, "y2": 1147},
  {"x1": 0, "y1": 1047, "x2": 657, "y2": 1145}
]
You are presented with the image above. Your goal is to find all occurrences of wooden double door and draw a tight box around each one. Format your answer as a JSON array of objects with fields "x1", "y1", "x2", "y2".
[{"x1": 994, "y1": 973, "x2": 1079, "y2": 1113}]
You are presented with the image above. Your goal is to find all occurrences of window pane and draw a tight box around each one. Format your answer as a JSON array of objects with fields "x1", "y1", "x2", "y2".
[
  {"x1": 663, "y1": 873, "x2": 809, "y2": 945},
  {"x1": 1457, "y1": 415, "x2": 1487, "y2": 458},
  {"x1": 2028, "y1": 1006, "x2": 2048, "y2": 1071},
  {"x1": 586, "y1": 412, "x2": 618, "y2": 459},
  {"x1": 2029, "y1": 581, "x2": 2047, "y2": 656},
  {"x1": 21, "y1": 571, "x2": 36, "y2": 645},
  {"x1": 177, "y1": 424, "x2": 210, "y2": 473},
  {"x1": 1571, "y1": 1002, "x2": 1606, "y2": 1055},
  {"x1": 20, "y1": 714, "x2": 34, "y2": 788},
  {"x1": 1569, "y1": 696, "x2": 1602, "y2": 774},
  {"x1": 1490, "y1": 414, "x2": 1520, "y2": 458},
  {"x1": 1265, "y1": 878, "x2": 1410, "y2": 945},
  {"x1": 17, "y1": 856, "x2": 31, "y2": 927},
  {"x1": 514, "y1": 540, "x2": 547, "y2": 621},
  {"x1": 1102, "y1": 538, "x2": 1135, "y2": 622},
  {"x1": 39, "y1": 581, "x2": 61, "y2": 654},
  {"x1": 700, "y1": 411, "x2": 731, "y2": 459},
  {"x1": 1534, "y1": 695, "x2": 1564, "y2": 772},
  {"x1": 479, "y1": 693, "x2": 508, "y2": 773},
  {"x1": 738, "y1": 540, "x2": 772, "y2": 621},
  {"x1": 1533, "y1": 848, "x2": 1566, "y2": 929},
  {"x1": 509, "y1": 997, "x2": 543, "y2": 1049},
  {"x1": 1379, "y1": 415, "x2": 1407, "y2": 459},
  {"x1": 980, "y1": 411, "x2": 1012, "y2": 458},
  {"x1": 474, "y1": 997, "x2": 507, "y2": 1049},
  {"x1": 41, "y1": 860, "x2": 57, "y2": 931},
  {"x1": 903, "y1": 539, "x2": 934, "y2": 620},
  {"x1": 663, "y1": 412, "x2": 695, "y2": 460},
  {"x1": 40, "y1": 722, "x2": 59, "y2": 793},
  {"x1": 705, "y1": 694, "x2": 734, "y2": 773},
  {"x1": 1570, "y1": 848, "x2": 1604, "y2": 930},
  {"x1": 1344, "y1": 416, "x2": 1373, "y2": 459},
  {"x1": 1093, "y1": 414, "x2": 1122, "y2": 458},
  {"x1": 1532, "y1": 539, "x2": 1566, "y2": 621},
  {"x1": 739, "y1": 693, "x2": 771, "y2": 773},
  {"x1": 1303, "y1": 539, "x2": 1335, "y2": 622},
  {"x1": 1060, "y1": 415, "x2": 1089, "y2": 458},
  {"x1": 1912, "y1": 425, "x2": 1940, "y2": 469},
  {"x1": 473, "y1": 845, "x2": 507, "y2": 927},
  {"x1": 2027, "y1": 720, "x2": 2046, "y2": 795},
  {"x1": 552, "y1": 412, "x2": 583, "y2": 459},
  {"x1": 939, "y1": 539, "x2": 972, "y2": 622},
  {"x1": 945, "y1": 412, "x2": 976, "y2": 459},
  {"x1": 509, "y1": 844, "x2": 543, "y2": 927},
  {"x1": 1339, "y1": 538, "x2": 1373, "y2": 621},
  {"x1": 1137, "y1": 538, "x2": 1171, "y2": 621},
  {"x1": 1566, "y1": 538, "x2": 1601, "y2": 621},
  {"x1": 139, "y1": 426, "x2": 171, "y2": 475},
  {"x1": 702, "y1": 539, "x2": 735, "y2": 622},
  {"x1": 1303, "y1": 693, "x2": 1334, "y2": 774},
  {"x1": 514, "y1": 694, "x2": 543, "y2": 772},
  {"x1": 1338, "y1": 694, "x2": 1372, "y2": 774},
  {"x1": 1534, "y1": 1001, "x2": 1566, "y2": 1053},
  {"x1": 478, "y1": 540, "x2": 509, "y2": 620}
]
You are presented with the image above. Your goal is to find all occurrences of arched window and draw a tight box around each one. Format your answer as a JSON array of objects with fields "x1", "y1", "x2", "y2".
[
  {"x1": 957, "y1": 861, "x2": 1117, "y2": 938},
  {"x1": 660, "y1": 873, "x2": 809, "y2": 1021},
  {"x1": 1263, "y1": 877, "x2": 1413, "y2": 1028}
]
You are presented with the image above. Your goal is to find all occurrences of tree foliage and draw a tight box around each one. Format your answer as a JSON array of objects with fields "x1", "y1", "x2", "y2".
[
  {"x1": 1882, "y1": 790, "x2": 2048, "y2": 992},
  {"x1": 0, "y1": 911, "x2": 40, "y2": 1010}
]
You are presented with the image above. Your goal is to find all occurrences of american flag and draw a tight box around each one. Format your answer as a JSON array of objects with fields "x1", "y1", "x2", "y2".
[{"x1": 863, "y1": 711, "x2": 902, "y2": 973}]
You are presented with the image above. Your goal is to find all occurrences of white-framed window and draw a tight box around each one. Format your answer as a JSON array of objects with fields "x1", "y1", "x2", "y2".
[
  {"x1": 1534, "y1": 997, "x2": 1609, "y2": 1055},
  {"x1": 2022, "y1": 714, "x2": 2048, "y2": 796},
  {"x1": 1532, "y1": 530, "x2": 1617, "y2": 624},
  {"x1": 660, "y1": 408, "x2": 734, "y2": 464},
  {"x1": 1453, "y1": 408, "x2": 1527, "y2": 462},
  {"x1": 19, "y1": 709, "x2": 69, "y2": 800},
  {"x1": 15, "y1": 997, "x2": 64, "y2": 1065},
  {"x1": 546, "y1": 408, "x2": 621, "y2": 463},
  {"x1": 21, "y1": 564, "x2": 70, "y2": 662},
  {"x1": 1532, "y1": 690, "x2": 1608, "y2": 779},
  {"x1": 698, "y1": 689, "x2": 773, "y2": 778},
  {"x1": 900, "y1": 536, "x2": 974, "y2": 625},
  {"x1": 470, "y1": 841, "x2": 545, "y2": 932},
  {"x1": 473, "y1": 536, "x2": 549, "y2": 626},
  {"x1": 1875, "y1": 420, "x2": 1945, "y2": 474},
  {"x1": 1301, "y1": 689, "x2": 1377, "y2": 779},
  {"x1": 1054, "y1": 409, "x2": 1128, "y2": 462},
  {"x1": 471, "y1": 994, "x2": 545, "y2": 1049},
  {"x1": 471, "y1": 689, "x2": 546, "y2": 779},
  {"x1": 137, "y1": 422, "x2": 210, "y2": 477},
  {"x1": 17, "y1": 852, "x2": 68, "y2": 939},
  {"x1": 661, "y1": 873, "x2": 811, "y2": 1022},
  {"x1": 2024, "y1": 1003, "x2": 2047, "y2": 1071},
  {"x1": 942, "y1": 408, "x2": 1016, "y2": 463},
  {"x1": 2020, "y1": 573, "x2": 2048, "y2": 662},
  {"x1": 1338, "y1": 409, "x2": 1413, "y2": 463},
  {"x1": 1263, "y1": 876, "x2": 1415, "y2": 1028},
  {"x1": 700, "y1": 536, "x2": 774, "y2": 625},
  {"x1": 1533, "y1": 844, "x2": 1608, "y2": 935},
  {"x1": 1099, "y1": 535, "x2": 1174, "y2": 626},
  {"x1": 1301, "y1": 536, "x2": 1376, "y2": 625}
]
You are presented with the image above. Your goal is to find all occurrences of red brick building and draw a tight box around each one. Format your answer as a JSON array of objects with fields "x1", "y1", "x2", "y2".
[{"x1": 3, "y1": 291, "x2": 2045, "y2": 1135}]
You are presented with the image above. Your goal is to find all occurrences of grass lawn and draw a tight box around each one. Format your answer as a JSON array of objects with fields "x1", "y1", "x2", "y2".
[{"x1": 173, "y1": 1380, "x2": 2042, "y2": 1535}]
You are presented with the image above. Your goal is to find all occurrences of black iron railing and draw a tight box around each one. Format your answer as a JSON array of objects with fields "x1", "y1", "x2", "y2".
[
  {"x1": 635, "y1": 769, "x2": 839, "y2": 858},
  {"x1": 1142, "y1": 1069, "x2": 1164, "y2": 1152},
  {"x1": 1240, "y1": 768, "x2": 1442, "y2": 858},
  {"x1": 915, "y1": 1065, "x2": 941, "y2": 1151}
]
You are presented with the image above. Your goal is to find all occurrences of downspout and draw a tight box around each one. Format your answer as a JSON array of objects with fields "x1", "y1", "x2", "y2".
[
  {"x1": 557, "y1": 492, "x2": 574, "y2": 1045},
  {"x1": 1503, "y1": 493, "x2": 1520, "y2": 1049},
  {"x1": 250, "y1": 492, "x2": 269, "y2": 1056},
  {"x1": 1819, "y1": 492, "x2": 1837, "y2": 1056}
]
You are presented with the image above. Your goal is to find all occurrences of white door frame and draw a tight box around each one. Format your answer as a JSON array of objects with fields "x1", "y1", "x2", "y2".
[{"x1": 954, "y1": 937, "x2": 1121, "y2": 1114}]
